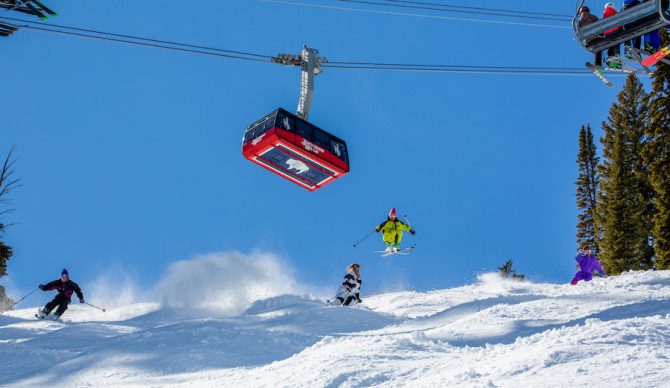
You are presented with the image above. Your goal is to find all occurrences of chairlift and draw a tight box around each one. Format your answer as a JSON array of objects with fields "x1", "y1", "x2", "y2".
[
  {"x1": 242, "y1": 47, "x2": 350, "y2": 192},
  {"x1": 573, "y1": 0, "x2": 670, "y2": 54}
]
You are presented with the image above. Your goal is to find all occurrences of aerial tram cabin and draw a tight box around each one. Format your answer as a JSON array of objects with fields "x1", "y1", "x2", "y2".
[
  {"x1": 573, "y1": 0, "x2": 670, "y2": 54},
  {"x1": 242, "y1": 47, "x2": 349, "y2": 192},
  {"x1": 242, "y1": 108, "x2": 349, "y2": 191}
]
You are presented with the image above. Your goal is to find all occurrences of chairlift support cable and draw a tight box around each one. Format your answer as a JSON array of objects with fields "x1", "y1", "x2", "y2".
[
  {"x1": 336, "y1": 0, "x2": 572, "y2": 22},
  {"x1": 376, "y1": 0, "x2": 572, "y2": 19},
  {"x1": 262, "y1": 0, "x2": 571, "y2": 29},
  {"x1": 1, "y1": 16, "x2": 621, "y2": 77}
]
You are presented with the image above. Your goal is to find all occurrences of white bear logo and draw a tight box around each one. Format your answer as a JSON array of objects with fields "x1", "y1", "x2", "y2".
[{"x1": 286, "y1": 159, "x2": 309, "y2": 174}]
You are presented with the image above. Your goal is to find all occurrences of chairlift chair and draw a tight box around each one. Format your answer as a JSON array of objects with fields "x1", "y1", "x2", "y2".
[{"x1": 573, "y1": 0, "x2": 670, "y2": 54}]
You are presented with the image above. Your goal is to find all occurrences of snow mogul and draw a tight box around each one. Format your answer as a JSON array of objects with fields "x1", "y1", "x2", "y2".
[
  {"x1": 330, "y1": 263, "x2": 362, "y2": 306},
  {"x1": 375, "y1": 208, "x2": 415, "y2": 253},
  {"x1": 36, "y1": 268, "x2": 84, "y2": 320},
  {"x1": 571, "y1": 247, "x2": 607, "y2": 285}
]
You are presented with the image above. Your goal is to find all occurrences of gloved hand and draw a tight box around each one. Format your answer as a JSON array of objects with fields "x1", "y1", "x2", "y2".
[
  {"x1": 375, "y1": 227, "x2": 380, "y2": 233},
  {"x1": 410, "y1": 229, "x2": 416, "y2": 235},
  {"x1": 79, "y1": 298, "x2": 85, "y2": 304},
  {"x1": 38, "y1": 284, "x2": 46, "y2": 291}
]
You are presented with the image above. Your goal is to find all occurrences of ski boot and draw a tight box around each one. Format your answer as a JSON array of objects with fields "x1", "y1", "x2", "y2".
[
  {"x1": 51, "y1": 313, "x2": 62, "y2": 321},
  {"x1": 35, "y1": 308, "x2": 48, "y2": 319},
  {"x1": 385, "y1": 246, "x2": 393, "y2": 253},
  {"x1": 606, "y1": 59, "x2": 622, "y2": 69}
]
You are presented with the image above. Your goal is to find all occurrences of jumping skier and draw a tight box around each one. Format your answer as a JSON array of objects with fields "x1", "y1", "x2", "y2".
[
  {"x1": 571, "y1": 247, "x2": 607, "y2": 285},
  {"x1": 375, "y1": 208, "x2": 415, "y2": 253},
  {"x1": 330, "y1": 263, "x2": 362, "y2": 306},
  {"x1": 36, "y1": 269, "x2": 84, "y2": 320}
]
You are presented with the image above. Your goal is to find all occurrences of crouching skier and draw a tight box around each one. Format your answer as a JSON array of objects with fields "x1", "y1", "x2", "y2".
[
  {"x1": 571, "y1": 247, "x2": 607, "y2": 285},
  {"x1": 36, "y1": 268, "x2": 84, "y2": 320},
  {"x1": 330, "y1": 263, "x2": 362, "y2": 306}
]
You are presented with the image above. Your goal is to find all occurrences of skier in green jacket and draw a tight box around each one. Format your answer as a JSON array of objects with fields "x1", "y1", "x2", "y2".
[{"x1": 375, "y1": 208, "x2": 415, "y2": 252}]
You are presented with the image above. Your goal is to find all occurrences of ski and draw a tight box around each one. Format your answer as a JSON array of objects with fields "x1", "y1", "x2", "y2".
[
  {"x1": 21, "y1": 1, "x2": 47, "y2": 19},
  {"x1": 604, "y1": 56, "x2": 644, "y2": 74},
  {"x1": 586, "y1": 62, "x2": 614, "y2": 88},
  {"x1": 0, "y1": 23, "x2": 17, "y2": 37},
  {"x1": 627, "y1": 46, "x2": 670, "y2": 66},
  {"x1": 35, "y1": 312, "x2": 61, "y2": 321},
  {"x1": 623, "y1": 46, "x2": 653, "y2": 75},
  {"x1": 376, "y1": 244, "x2": 416, "y2": 257},
  {"x1": 30, "y1": 0, "x2": 56, "y2": 16},
  {"x1": 641, "y1": 45, "x2": 670, "y2": 67}
]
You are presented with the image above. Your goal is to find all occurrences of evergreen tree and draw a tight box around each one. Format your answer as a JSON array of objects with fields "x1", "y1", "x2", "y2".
[
  {"x1": 644, "y1": 30, "x2": 670, "y2": 269},
  {"x1": 576, "y1": 124, "x2": 599, "y2": 250},
  {"x1": 597, "y1": 75, "x2": 654, "y2": 273},
  {"x1": 497, "y1": 259, "x2": 525, "y2": 281}
]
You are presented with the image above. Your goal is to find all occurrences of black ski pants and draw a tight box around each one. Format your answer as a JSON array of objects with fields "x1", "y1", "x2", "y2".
[
  {"x1": 337, "y1": 293, "x2": 361, "y2": 306},
  {"x1": 44, "y1": 294, "x2": 70, "y2": 316}
]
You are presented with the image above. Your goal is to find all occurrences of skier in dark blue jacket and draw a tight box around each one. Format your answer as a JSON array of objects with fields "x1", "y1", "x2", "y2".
[{"x1": 36, "y1": 269, "x2": 84, "y2": 320}]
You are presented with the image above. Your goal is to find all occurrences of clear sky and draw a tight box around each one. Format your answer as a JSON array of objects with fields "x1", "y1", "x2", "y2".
[{"x1": 1, "y1": 1, "x2": 640, "y2": 302}]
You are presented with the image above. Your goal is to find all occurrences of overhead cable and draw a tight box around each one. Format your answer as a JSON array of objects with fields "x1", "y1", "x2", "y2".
[
  {"x1": 262, "y1": 0, "x2": 571, "y2": 29},
  {"x1": 1, "y1": 16, "x2": 606, "y2": 77},
  {"x1": 375, "y1": 0, "x2": 572, "y2": 19},
  {"x1": 336, "y1": 0, "x2": 572, "y2": 22},
  {"x1": 0, "y1": 16, "x2": 274, "y2": 61}
]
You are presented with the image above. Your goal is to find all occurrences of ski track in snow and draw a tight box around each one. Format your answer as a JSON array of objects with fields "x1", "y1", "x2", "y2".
[{"x1": 2, "y1": 271, "x2": 670, "y2": 387}]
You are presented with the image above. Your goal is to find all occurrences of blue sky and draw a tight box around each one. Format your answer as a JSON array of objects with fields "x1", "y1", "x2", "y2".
[{"x1": 1, "y1": 1, "x2": 639, "y2": 302}]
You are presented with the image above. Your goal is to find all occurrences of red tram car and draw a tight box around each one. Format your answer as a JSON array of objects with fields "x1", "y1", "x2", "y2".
[{"x1": 242, "y1": 108, "x2": 349, "y2": 191}]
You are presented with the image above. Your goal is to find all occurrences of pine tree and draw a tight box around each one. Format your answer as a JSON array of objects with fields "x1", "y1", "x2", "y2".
[
  {"x1": 644, "y1": 30, "x2": 670, "y2": 269},
  {"x1": 497, "y1": 259, "x2": 525, "y2": 281},
  {"x1": 597, "y1": 75, "x2": 654, "y2": 274},
  {"x1": 576, "y1": 124, "x2": 599, "y2": 250}
]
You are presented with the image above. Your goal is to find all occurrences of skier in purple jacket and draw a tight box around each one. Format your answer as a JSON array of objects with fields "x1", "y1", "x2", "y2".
[{"x1": 571, "y1": 247, "x2": 607, "y2": 285}]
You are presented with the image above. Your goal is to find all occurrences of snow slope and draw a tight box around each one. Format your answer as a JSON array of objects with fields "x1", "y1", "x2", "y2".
[{"x1": 2, "y1": 271, "x2": 670, "y2": 387}]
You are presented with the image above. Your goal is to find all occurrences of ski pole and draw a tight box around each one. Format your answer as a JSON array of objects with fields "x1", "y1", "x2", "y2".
[
  {"x1": 84, "y1": 302, "x2": 106, "y2": 312},
  {"x1": 0, "y1": 287, "x2": 39, "y2": 314},
  {"x1": 12, "y1": 288, "x2": 39, "y2": 307},
  {"x1": 404, "y1": 214, "x2": 412, "y2": 228},
  {"x1": 353, "y1": 229, "x2": 376, "y2": 248}
]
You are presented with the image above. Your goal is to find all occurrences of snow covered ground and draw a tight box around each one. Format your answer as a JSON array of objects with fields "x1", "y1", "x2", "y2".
[{"x1": 2, "y1": 270, "x2": 670, "y2": 387}]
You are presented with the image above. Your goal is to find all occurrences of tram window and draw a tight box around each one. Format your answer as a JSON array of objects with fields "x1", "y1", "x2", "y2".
[
  {"x1": 330, "y1": 139, "x2": 346, "y2": 161},
  {"x1": 277, "y1": 112, "x2": 295, "y2": 132},
  {"x1": 243, "y1": 130, "x2": 254, "y2": 144},
  {"x1": 334, "y1": 141, "x2": 348, "y2": 163},
  {"x1": 296, "y1": 120, "x2": 313, "y2": 140},
  {"x1": 262, "y1": 114, "x2": 277, "y2": 133},
  {"x1": 313, "y1": 128, "x2": 331, "y2": 150}
]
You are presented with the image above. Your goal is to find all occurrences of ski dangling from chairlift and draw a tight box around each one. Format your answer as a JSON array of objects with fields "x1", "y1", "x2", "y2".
[
  {"x1": 0, "y1": 0, "x2": 58, "y2": 37},
  {"x1": 242, "y1": 46, "x2": 350, "y2": 192},
  {"x1": 0, "y1": 0, "x2": 57, "y2": 20}
]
